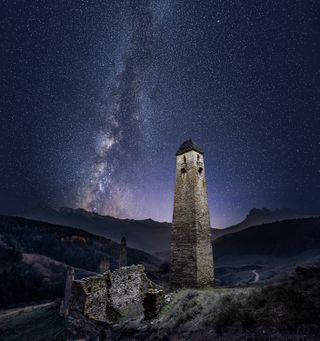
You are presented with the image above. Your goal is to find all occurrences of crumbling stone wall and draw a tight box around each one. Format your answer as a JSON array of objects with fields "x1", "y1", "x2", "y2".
[
  {"x1": 67, "y1": 265, "x2": 156, "y2": 338},
  {"x1": 109, "y1": 265, "x2": 151, "y2": 315}
]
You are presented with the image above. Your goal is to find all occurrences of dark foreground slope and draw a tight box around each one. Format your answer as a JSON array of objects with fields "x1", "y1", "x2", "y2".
[
  {"x1": 0, "y1": 302, "x2": 67, "y2": 341},
  {"x1": 1, "y1": 264, "x2": 320, "y2": 341},
  {"x1": 0, "y1": 216, "x2": 163, "y2": 308}
]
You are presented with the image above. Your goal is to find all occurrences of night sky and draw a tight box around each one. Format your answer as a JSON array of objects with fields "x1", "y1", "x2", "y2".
[{"x1": 1, "y1": 1, "x2": 319, "y2": 227}]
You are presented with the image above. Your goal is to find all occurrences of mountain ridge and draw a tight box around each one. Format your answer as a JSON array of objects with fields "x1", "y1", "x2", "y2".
[
  {"x1": 213, "y1": 207, "x2": 310, "y2": 239},
  {"x1": 19, "y1": 206, "x2": 313, "y2": 253}
]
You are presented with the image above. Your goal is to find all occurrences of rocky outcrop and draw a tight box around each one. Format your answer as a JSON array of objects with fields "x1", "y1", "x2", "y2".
[{"x1": 67, "y1": 264, "x2": 157, "y2": 339}]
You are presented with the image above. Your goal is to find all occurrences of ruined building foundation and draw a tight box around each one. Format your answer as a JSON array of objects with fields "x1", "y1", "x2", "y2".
[{"x1": 170, "y1": 139, "x2": 214, "y2": 288}]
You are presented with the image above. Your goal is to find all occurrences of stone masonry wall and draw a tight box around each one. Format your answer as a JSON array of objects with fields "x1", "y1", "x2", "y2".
[
  {"x1": 67, "y1": 265, "x2": 156, "y2": 338},
  {"x1": 171, "y1": 149, "x2": 214, "y2": 288}
]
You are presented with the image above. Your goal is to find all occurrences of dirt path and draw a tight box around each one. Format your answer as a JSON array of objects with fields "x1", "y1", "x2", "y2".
[
  {"x1": 252, "y1": 269, "x2": 260, "y2": 283},
  {"x1": 0, "y1": 301, "x2": 56, "y2": 320}
]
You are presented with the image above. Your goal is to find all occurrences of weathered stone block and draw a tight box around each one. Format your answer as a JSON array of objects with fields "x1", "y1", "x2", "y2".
[{"x1": 67, "y1": 264, "x2": 157, "y2": 338}]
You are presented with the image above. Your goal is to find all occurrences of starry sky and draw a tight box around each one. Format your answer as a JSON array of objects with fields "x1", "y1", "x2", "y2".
[{"x1": 1, "y1": 0, "x2": 319, "y2": 227}]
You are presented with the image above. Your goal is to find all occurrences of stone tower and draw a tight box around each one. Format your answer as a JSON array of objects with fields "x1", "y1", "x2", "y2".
[
  {"x1": 119, "y1": 236, "x2": 128, "y2": 268},
  {"x1": 99, "y1": 256, "x2": 110, "y2": 274},
  {"x1": 170, "y1": 139, "x2": 214, "y2": 288},
  {"x1": 60, "y1": 267, "x2": 75, "y2": 316}
]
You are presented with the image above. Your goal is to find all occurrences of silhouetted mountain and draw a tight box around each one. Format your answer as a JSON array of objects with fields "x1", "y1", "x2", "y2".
[
  {"x1": 213, "y1": 207, "x2": 308, "y2": 239},
  {"x1": 215, "y1": 217, "x2": 320, "y2": 258},
  {"x1": 21, "y1": 207, "x2": 171, "y2": 253}
]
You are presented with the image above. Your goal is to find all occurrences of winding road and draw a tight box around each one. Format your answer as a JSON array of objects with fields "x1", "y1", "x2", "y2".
[
  {"x1": 252, "y1": 269, "x2": 260, "y2": 283},
  {"x1": 0, "y1": 302, "x2": 55, "y2": 320}
]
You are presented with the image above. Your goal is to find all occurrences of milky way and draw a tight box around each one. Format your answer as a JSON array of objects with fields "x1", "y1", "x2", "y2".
[
  {"x1": 77, "y1": 1, "x2": 161, "y2": 217},
  {"x1": 1, "y1": 0, "x2": 319, "y2": 226}
]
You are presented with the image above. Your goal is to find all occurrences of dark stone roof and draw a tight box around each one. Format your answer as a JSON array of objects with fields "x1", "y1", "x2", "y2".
[{"x1": 176, "y1": 139, "x2": 203, "y2": 155}]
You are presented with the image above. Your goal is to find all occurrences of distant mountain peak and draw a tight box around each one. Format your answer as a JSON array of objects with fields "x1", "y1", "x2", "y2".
[
  {"x1": 213, "y1": 207, "x2": 310, "y2": 240},
  {"x1": 246, "y1": 207, "x2": 299, "y2": 220}
]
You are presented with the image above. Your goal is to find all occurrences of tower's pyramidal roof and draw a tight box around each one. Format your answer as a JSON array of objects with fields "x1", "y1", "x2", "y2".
[{"x1": 176, "y1": 139, "x2": 203, "y2": 155}]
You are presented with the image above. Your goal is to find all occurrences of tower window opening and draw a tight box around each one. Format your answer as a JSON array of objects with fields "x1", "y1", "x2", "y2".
[
  {"x1": 184, "y1": 155, "x2": 186, "y2": 163},
  {"x1": 181, "y1": 167, "x2": 186, "y2": 174},
  {"x1": 198, "y1": 167, "x2": 203, "y2": 174},
  {"x1": 197, "y1": 154, "x2": 200, "y2": 161}
]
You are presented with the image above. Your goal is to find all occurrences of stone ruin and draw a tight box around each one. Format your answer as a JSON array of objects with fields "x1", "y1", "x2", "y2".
[
  {"x1": 60, "y1": 267, "x2": 75, "y2": 317},
  {"x1": 143, "y1": 288, "x2": 165, "y2": 319},
  {"x1": 99, "y1": 256, "x2": 110, "y2": 274},
  {"x1": 66, "y1": 264, "x2": 159, "y2": 339},
  {"x1": 119, "y1": 236, "x2": 127, "y2": 267},
  {"x1": 60, "y1": 140, "x2": 216, "y2": 338}
]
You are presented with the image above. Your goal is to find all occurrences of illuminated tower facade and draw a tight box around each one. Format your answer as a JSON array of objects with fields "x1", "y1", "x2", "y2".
[{"x1": 170, "y1": 139, "x2": 214, "y2": 288}]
